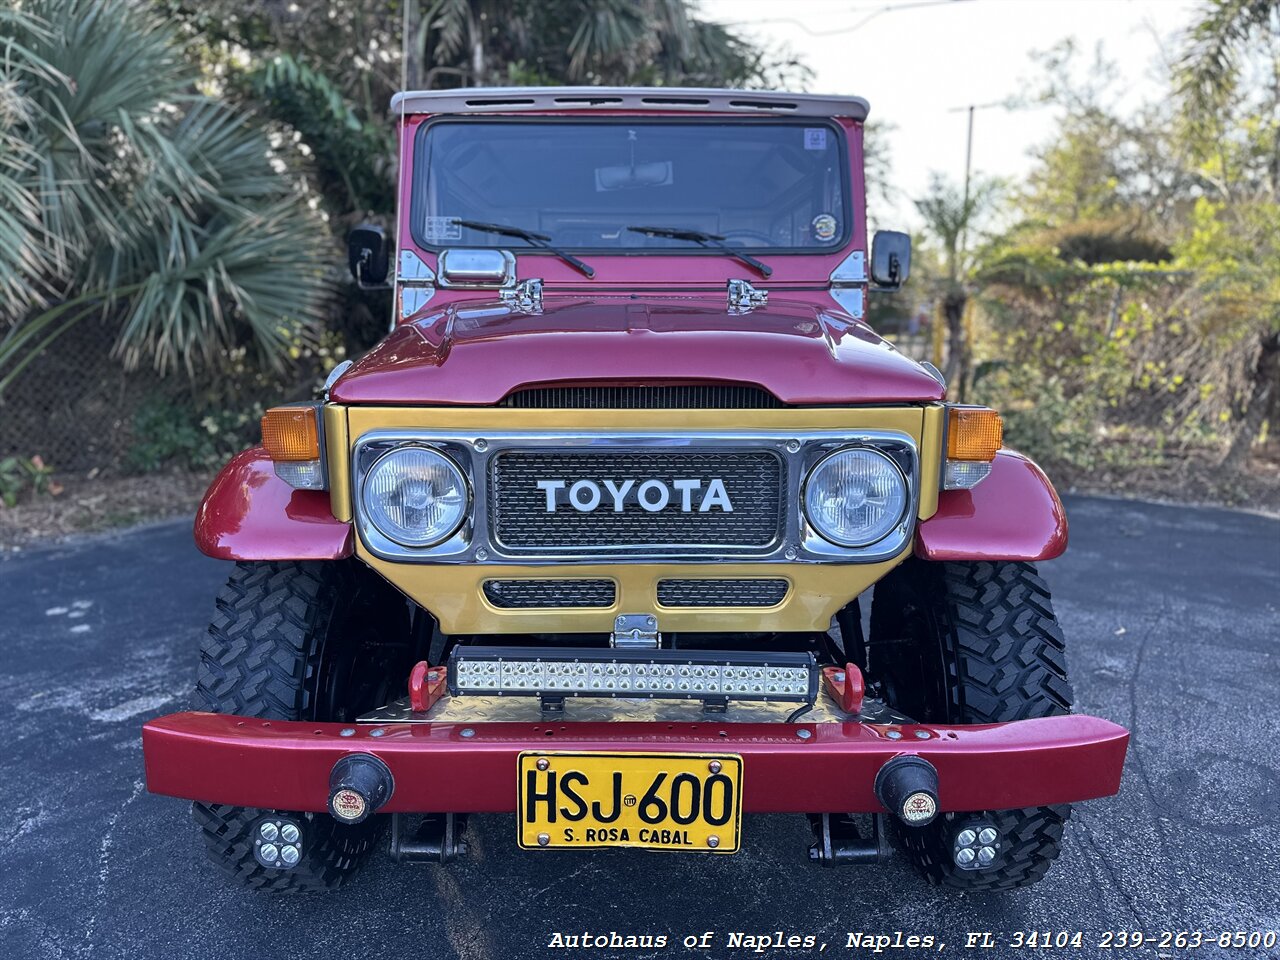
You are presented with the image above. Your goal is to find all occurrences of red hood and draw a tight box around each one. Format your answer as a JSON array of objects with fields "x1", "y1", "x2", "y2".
[{"x1": 329, "y1": 297, "x2": 945, "y2": 406}]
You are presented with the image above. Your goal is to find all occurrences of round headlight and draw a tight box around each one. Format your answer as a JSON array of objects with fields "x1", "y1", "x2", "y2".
[
  {"x1": 804, "y1": 447, "x2": 908, "y2": 547},
  {"x1": 362, "y1": 446, "x2": 468, "y2": 547}
]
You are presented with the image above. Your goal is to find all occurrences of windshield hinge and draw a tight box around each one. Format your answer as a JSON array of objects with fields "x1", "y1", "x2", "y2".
[
  {"x1": 500, "y1": 277, "x2": 543, "y2": 314},
  {"x1": 727, "y1": 278, "x2": 768, "y2": 315},
  {"x1": 397, "y1": 250, "x2": 437, "y2": 323},
  {"x1": 828, "y1": 250, "x2": 866, "y2": 319}
]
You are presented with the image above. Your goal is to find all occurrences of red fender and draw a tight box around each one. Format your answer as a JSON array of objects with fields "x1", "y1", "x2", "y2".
[
  {"x1": 194, "y1": 448, "x2": 1061, "y2": 565},
  {"x1": 194, "y1": 447, "x2": 353, "y2": 561},
  {"x1": 915, "y1": 449, "x2": 1068, "y2": 562}
]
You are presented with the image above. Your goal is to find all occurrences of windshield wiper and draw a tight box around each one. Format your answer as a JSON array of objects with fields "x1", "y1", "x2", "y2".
[
  {"x1": 626, "y1": 226, "x2": 772, "y2": 278},
  {"x1": 451, "y1": 219, "x2": 595, "y2": 278}
]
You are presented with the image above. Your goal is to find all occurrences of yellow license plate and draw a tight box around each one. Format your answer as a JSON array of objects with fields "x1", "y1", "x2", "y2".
[{"x1": 518, "y1": 751, "x2": 743, "y2": 852}]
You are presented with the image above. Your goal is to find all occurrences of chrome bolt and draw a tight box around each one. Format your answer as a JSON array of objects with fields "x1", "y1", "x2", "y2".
[
  {"x1": 784, "y1": 547, "x2": 799, "y2": 560},
  {"x1": 280, "y1": 844, "x2": 301, "y2": 866},
  {"x1": 708, "y1": 760, "x2": 722, "y2": 774},
  {"x1": 977, "y1": 845, "x2": 996, "y2": 865},
  {"x1": 280, "y1": 823, "x2": 300, "y2": 844},
  {"x1": 537, "y1": 833, "x2": 550, "y2": 847},
  {"x1": 474, "y1": 439, "x2": 488, "y2": 452},
  {"x1": 260, "y1": 843, "x2": 279, "y2": 863},
  {"x1": 956, "y1": 829, "x2": 977, "y2": 848},
  {"x1": 707, "y1": 835, "x2": 720, "y2": 848},
  {"x1": 460, "y1": 728, "x2": 475, "y2": 738},
  {"x1": 339, "y1": 728, "x2": 355, "y2": 737},
  {"x1": 259, "y1": 822, "x2": 279, "y2": 842},
  {"x1": 786, "y1": 440, "x2": 801, "y2": 453},
  {"x1": 956, "y1": 847, "x2": 976, "y2": 865},
  {"x1": 886, "y1": 730, "x2": 903, "y2": 740},
  {"x1": 536, "y1": 758, "x2": 550, "y2": 771},
  {"x1": 796, "y1": 728, "x2": 812, "y2": 740},
  {"x1": 914, "y1": 730, "x2": 930, "y2": 740},
  {"x1": 646, "y1": 617, "x2": 656, "y2": 628},
  {"x1": 475, "y1": 548, "x2": 489, "y2": 562},
  {"x1": 369, "y1": 728, "x2": 385, "y2": 738},
  {"x1": 978, "y1": 827, "x2": 998, "y2": 845}
]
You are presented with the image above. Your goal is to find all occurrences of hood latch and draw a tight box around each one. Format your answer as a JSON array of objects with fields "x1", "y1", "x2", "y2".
[
  {"x1": 500, "y1": 277, "x2": 543, "y2": 314},
  {"x1": 611, "y1": 614, "x2": 659, "y2": 649},
  {"x1": 727, "y1": 278, "x2": 768, "y2": 315}
]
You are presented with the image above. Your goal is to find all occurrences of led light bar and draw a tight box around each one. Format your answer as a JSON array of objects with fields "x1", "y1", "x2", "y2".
[{"x1": 448, "y1": 647, "x2": 817, "y2": 703}]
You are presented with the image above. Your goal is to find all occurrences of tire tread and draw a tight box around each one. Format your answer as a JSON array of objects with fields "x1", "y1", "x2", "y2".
[
  {"x1": 879, "y1": 559, "x2": 1074, "y2": 891},
  {"x1": 191, "y1": 561, "x2": 377, "y2": 893}
]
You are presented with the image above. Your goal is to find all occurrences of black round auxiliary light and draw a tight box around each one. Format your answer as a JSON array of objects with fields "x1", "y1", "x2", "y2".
[
  {"x1": 328, "y1": 753, "x2": 395, "y2": 824},
  {"x1": 874, "y1": 754, "x2": 940, "y2": 827}
]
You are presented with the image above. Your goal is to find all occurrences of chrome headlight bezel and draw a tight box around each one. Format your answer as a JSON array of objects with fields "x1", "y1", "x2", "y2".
[
  {"x1": 358, "y1": 443, "x2": 472, "y2": 549},
  {"x1": 351, "y1": 430, "x2": 918, "y2": 565},
  {"x1": 801, "y1": 445, "x2": 911, "y2": 549}
]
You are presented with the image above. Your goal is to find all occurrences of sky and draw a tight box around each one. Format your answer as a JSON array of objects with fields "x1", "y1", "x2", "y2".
[{"x1": 700, "y1": 0, "x2": 1200, "y2": 226}]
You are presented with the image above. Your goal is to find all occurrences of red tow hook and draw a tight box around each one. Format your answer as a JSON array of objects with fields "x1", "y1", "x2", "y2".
[
  {"x1": 821, "y1": 663, "x2": 865, "y2": 715},
  {"x1": 408, "y1": 660, "x2": 447, "y2": 713}
]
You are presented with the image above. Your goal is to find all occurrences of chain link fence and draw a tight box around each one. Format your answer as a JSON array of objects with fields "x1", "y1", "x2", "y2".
[
  {"x1": 1, "y1": 319, "x2": 187, "y2": 475},
  {"x1": 2, "y1": 287, "x2": 388, "y2": 479},
  {"x1": 2, "y1": 303, "x2": 936, "y2": 481}
]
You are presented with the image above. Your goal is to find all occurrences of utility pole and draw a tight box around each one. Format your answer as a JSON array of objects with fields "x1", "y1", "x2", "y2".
[
  {"x1": 961, "y1": 105, "x2": 975, "y2": 257},
  {"x1": 940, "y1": 100, "x2": 1004, "y2": 392},
  {"x1": 949, "y1": 100, "x2": 1002, "y2": 257}
]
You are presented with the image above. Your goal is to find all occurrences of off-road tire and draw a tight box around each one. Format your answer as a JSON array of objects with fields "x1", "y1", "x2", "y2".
[
  {"x1": 869, "y1": 559, "x2": 1072, "y2": 891},
  {"x1": 191, "y1": 560, "x2": 411, "y2": 892}
]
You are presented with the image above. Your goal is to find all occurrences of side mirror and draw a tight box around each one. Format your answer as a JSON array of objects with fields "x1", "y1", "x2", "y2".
[
  {"x1": 870, "y1": 230, "x2": 911, "y2": 290},
  {"x1": 348, "y1": 225, "x2": 389, "y2": 287}
]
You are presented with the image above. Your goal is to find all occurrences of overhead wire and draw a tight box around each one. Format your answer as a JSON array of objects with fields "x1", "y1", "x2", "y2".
[{"x1": 716, "y1": 0, "x2": 978, "y2": 37}]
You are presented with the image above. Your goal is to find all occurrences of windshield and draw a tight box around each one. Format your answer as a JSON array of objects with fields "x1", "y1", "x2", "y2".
[{"x1": 411, "y1": 119, "x2": 849, "y2": 253}]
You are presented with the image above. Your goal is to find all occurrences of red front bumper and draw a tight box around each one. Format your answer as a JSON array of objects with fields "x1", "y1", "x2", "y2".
[{"x1": 142, "y1": 712, "x2": 1128, "y2": 814}]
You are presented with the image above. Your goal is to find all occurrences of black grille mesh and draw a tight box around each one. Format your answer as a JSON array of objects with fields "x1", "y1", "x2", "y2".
[
  {"x1": 501, "y1": 385, "x2": 782, "y2": 409},
  {"x1": 483, "y1": 579, "x2": 616, "y2": 608},
  {"x1": 657, "y1": 579, "x2": 790, "y2": 607},
  {"x1": 490, "y1": 450, "x2": 784, "y2": 552}
]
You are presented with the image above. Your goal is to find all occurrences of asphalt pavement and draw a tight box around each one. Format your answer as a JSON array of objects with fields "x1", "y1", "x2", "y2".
[{"x1": 1, "y1": 496, "x2": 1278, "y2": 960}]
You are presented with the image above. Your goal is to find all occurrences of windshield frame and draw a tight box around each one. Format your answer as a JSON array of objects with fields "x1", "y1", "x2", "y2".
[{"x1": 409, "y1": 115, "x2": 853, "y2": 257}]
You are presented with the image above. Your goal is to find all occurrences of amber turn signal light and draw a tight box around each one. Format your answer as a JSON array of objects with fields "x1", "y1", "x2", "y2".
[
  {"x1": 261, "y1": 406, "x2": 321, "y2": 461},
  {"x1": 947, "y1": 407, "x2": 1002, "y2": 462}
]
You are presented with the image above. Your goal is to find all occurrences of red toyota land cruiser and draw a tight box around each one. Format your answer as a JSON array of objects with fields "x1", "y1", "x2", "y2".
[{"x1": 143, "y1": 87, "x2": 1128, "y2": 892}]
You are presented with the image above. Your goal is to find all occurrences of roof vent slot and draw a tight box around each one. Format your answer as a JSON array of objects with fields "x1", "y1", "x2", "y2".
[
  {"x1": 553, "y1": 96, "x2": 625, "y2": 106},
  {"x1": 463, "y1": 97, "x2": 536, "y2": 107},
  {"x1": 639, "y1": 96, "x2": 711, "y2": 105},
  {"x1": 729, "y1": 99, "x2": 797, "y2": 110}
]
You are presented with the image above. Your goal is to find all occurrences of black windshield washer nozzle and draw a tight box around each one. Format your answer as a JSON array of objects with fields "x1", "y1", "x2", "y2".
[
  {"x1": 328, "y1": 753, "x2": 395, "y2": 825},
  {"x1": 874, "y1": 754, "x2": 940, "y2": 828}
]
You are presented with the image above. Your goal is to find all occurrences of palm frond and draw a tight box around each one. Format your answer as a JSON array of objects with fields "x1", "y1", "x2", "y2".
[
  {"x1": 424, "y1": 0, "x2": 475, "y2": 61},
  {"x1": 566, "y1": 0, "x2": 651, "y2": 80},
  {"x1": 1, "y1": 0, "x2": 331, "y2": 394},
  {"x1": 1177, "y1": 0, "x2": 1279, "y2": 123}
]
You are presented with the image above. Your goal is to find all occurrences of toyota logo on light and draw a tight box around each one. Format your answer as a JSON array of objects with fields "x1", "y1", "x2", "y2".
[{"x1": 535, "y1": 478, "x2": 734, "y2": 514}]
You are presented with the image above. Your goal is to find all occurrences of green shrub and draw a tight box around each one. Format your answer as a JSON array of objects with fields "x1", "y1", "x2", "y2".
[
  {"x1": 972, "y1": 363, "x2": 1103, "y2": 474},
  {"x1": 0, "y1": 455, "x2": 61, "y2": 508},
  {"x1": 1040, "y1": 218, "x2": 1171, "y2": 265},
  {"x1": 127, "y1": 398, "x2": 263, "y2": 473}
]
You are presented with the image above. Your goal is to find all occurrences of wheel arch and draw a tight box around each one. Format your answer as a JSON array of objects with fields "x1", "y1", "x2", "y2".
[
  {"x1": 194, "y1": 447, "x2": 353, "y2": 561},
  {"x1": 914, "y1": 449, "x2": 1068, "y2": 562}
]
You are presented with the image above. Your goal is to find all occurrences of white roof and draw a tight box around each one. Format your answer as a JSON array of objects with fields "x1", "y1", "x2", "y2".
[{"x1": 390, "y1": 86, "x2": 869, "y2": 120}]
